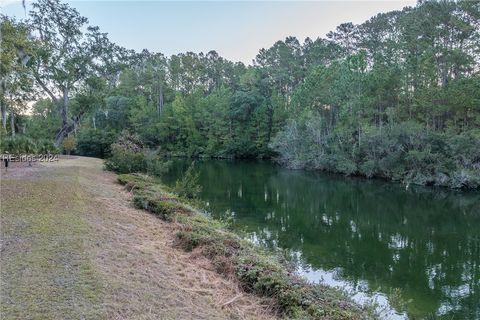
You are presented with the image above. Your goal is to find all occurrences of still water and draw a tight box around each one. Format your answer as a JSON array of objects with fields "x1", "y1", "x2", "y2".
[{"x1": 162, "y1": 160, "x2": 480, "y2": 320}]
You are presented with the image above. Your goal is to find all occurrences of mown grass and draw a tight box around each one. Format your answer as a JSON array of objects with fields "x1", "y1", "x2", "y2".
[
  {"x1": 0, "y1": 169, "x2": 103, "y2": 319},
  {"x1": 117, "y1": 173, "x2": 371, "y2": 320}
]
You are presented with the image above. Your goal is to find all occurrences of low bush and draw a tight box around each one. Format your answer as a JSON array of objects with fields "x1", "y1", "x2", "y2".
[
  {"x1": 105, "y1": 145, "x2": 146, "y2": 173},
  {"x1": 0, "y1": 135, "x2": 58, "y2": 154},
  {"x1": 62, "y1": 136, "x2": 76, "y2": 155},
  {"x1": 144, "y1": 151, "x2": 171, "y2": 176},
  {"x1": 36, "y1": 139, "x2": 58, "y2": 154},
  {"x1": 104, "y1": 131, "x2": 170, "y2": 176},
  {"x1": 104, "y1": 131, "x2": 146, "y2": 173},
  {"x1": 173, "y1": 161, "x2": 202, "y2": 199}
]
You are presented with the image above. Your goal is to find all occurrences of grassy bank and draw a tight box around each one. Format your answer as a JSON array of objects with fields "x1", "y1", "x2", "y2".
[
  {"x1": 0, "y1": 166, "x2": 103, "y2": 319},
  {"x1": 117, "y1": 173, "x2": 370, "y2": 320},
  {"x1": 1, "y1": 157, "x2": 279, "y2": 319}
]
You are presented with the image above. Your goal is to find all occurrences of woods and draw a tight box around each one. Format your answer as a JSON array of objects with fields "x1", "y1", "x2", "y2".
[{"x1": 1, "y1": 0, "x2": 479, "y2": 188}]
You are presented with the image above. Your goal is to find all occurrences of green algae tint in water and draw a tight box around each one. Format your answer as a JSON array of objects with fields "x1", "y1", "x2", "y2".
[{"x1": 162, "y1": 160, "x2": 480, "y2": 320}]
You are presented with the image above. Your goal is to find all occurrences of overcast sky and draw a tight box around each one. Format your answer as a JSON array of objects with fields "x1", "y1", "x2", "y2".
[{"x1": 2, "y1": 0, "x2": 416, "y2": 64}]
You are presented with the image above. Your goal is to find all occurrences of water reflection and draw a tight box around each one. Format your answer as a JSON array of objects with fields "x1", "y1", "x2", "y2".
[
  {"x1": 299, "y1": 266, "x2": 407, "y2": 320},
  {"x1": 163, "y1": 160, "x2": 480, "y2": 320}
]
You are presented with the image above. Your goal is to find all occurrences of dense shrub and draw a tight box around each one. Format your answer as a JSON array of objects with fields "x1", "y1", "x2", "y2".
[
  {"x1": 36, "y1": 139, "x2": 58, "y2": 154},
  {"x1": 271, "y1": 118, "x2": 480, "y2": 189},
  {"x1": 105, "y1": 148, "x2": 145, "y2": 174},
  {"x1": 76, "y1": 128, "x2": 116, "y2": 158},
  {"x1": 104, "y1": 131, "x2": 170, "y2": 175},
  {"x1": 0, "y1": 135, "x2": 58, "y2": 154}
]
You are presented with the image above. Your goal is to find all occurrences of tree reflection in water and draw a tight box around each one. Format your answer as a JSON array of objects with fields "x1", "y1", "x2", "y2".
[{"x1": 163, "y1": 160, "x2": 480, "y2": 320}]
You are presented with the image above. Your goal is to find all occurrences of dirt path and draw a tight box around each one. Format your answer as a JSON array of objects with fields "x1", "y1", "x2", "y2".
[{"x1": 0, "y1": 157, "x2": 274, "y2": 320}]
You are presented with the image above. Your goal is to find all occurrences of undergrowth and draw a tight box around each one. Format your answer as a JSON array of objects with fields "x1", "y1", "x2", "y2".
[{"x1": 117, "y1": 173, "x2": 372, "y2": 320}]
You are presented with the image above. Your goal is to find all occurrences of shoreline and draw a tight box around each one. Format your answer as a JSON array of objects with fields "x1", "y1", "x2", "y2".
[
  {"x1": 0, "y1": 157, "x2": 276, "y2": 319},
  {"x1": 157, "y1": 154, "x2": 480, "y2": 191},
  {"x1": 117, "y1": 172, "x2": 372, "y2": 319}
]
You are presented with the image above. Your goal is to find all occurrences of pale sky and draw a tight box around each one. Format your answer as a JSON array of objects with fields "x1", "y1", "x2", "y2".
[{"x1": 1, "y1": 0, "x2": 416, "y2": 64}]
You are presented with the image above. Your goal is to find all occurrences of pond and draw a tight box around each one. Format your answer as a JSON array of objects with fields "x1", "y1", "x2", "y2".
[{"x1": 162, "y1": 159, "x2": 480, "y2": 320}]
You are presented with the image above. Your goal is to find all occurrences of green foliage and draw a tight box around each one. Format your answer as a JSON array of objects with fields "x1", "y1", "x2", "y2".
[
  {"x1": 0, "y1": 15, "x2": 34, "y2": 121},
  {"x1": 144, "y1": 151, "x2": 171, "y2": 177},
  {"x1": 173, "y1": 162, "x2": 202, "y2": 199},
  {"x1": 133, "y1": 194, "x2": 181, "y2": 222},
  {"x1": 1, "y1": 135, "x2": 33, "y2": 154},
  {"x1": 62, "y1": 136, "x2": 76, "y2": 155},
  {"x1": 0, "y1": 135, "x2": 58, "y2": 154},
  {"x1": 26, "y1": 100, "x2": 62, "y2": 140},
  {"x1": 36, "y1": 139, "x2": 59, "y2": 154},
  {"x1": 104, "y1": 131, "x2": 146, "y2": 173},
  {"x1": 25, "y1": 0, "x2": 117, "y2": 146},
  {"x1": 104, "y1": 145, "x2": 139, "y2": 172},
  {"x1": 105, "y1": 131, "x2": 171, "y2": 176},
  {"x1": 76, "y1": 128, "x2": 116, "y2": 158},
  {"x1": 271, "y1": 117, "x2": 480, "y2": 189}
]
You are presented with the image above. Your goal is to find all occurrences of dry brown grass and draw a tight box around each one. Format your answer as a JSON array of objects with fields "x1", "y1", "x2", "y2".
[{"x1": 0, "y1": 156, "x2": 275, "y2": 320}]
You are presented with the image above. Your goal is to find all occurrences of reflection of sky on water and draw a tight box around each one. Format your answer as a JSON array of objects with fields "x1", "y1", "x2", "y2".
[
  {"x1": 249, "y1": 230, "x2": 407, "y2": 320},
  {"x1": 244, "y1": 187, "x2": 479, "y2": 319},
  {"x1": 299, "y1": 265, "x2": 407, "y2": 320},
  {"x1": 248, "y1": 212, "x2": 479, "y2": 320},
  {"x1": 249, "y1": 229, "x2": 478, "y2": 320}
]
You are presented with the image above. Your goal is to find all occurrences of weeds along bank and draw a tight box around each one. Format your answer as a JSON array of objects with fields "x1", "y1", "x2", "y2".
[{"x1": 115, "y1": 173, "x2": 372, "y2": 320}]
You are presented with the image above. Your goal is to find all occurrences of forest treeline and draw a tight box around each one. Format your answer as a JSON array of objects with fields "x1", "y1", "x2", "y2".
[{"x1": 1, "y1": 0, "x2": 479, "y2": 188}]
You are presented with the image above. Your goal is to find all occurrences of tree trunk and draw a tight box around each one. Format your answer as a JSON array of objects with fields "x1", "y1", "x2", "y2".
[
  {"x1": 157, "y1": 84, "x2": 164, "y2": 115},
  {"x1": 73, "y1": 115, "x2": 78, "y2": 136},
  {"x1": 54, "y1": 123, "x2": 73, "y2": 147},
  {"x1": 1, "y1": 102, "x2": 6, "y2": 130},
  {"x1": 55, "y1": 87, "x2": 70, "y2": 147},
  {"x1": 61, "y1": 86, "x2": 69, "y2": 128},
  {"x1": 92, "y1": 116, "x2": 96, "y2": 130},
  {"x1": 358, "y1": 125, "x2": 361, "y2": 148},
  {"x1": 10, "y1": 111, "x2": 15, "y2": 136},
  {"x1": 266, "y1": 104, "x2": 273, "y2": 144}
]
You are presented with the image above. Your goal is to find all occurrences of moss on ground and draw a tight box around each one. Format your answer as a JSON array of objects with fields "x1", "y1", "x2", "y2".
[{"x1": 117, "y1": 173, "x2": 371, "y2": 320}]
